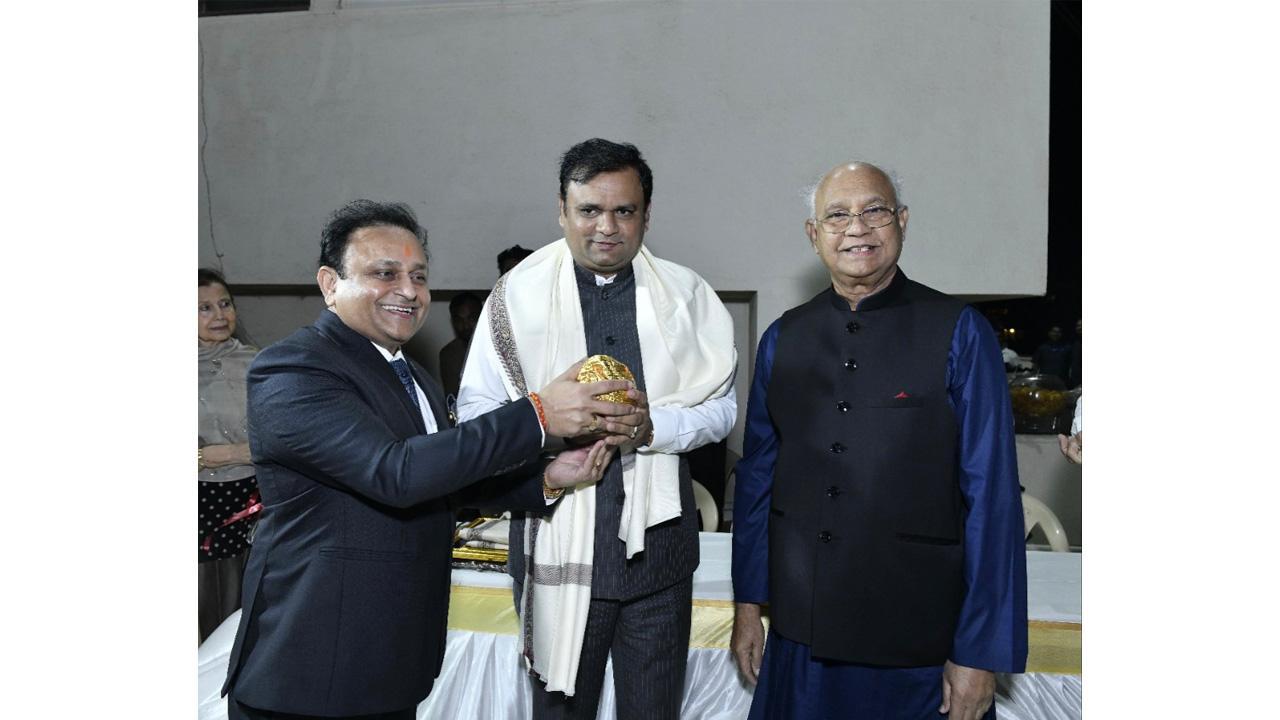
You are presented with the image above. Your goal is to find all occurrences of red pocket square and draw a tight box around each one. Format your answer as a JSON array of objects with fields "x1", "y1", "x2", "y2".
[{"x1": 893, "y1": 391, "x2": 910, "y2": 399}]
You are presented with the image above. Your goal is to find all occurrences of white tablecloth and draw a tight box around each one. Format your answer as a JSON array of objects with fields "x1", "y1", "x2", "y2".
[{"x1": 199, "y1": 535, "x2": 1081, "y2": 719}]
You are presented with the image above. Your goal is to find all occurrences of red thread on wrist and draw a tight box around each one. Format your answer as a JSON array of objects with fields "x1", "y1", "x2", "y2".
[{"x1": 527, "y1": 392, "x2": 548, "y2": 431}]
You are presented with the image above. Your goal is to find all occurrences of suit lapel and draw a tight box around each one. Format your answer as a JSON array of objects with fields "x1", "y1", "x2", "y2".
[
  {"x1": 410, "y1": 360, "x2": 452, "y2": 429},
  {"x1": 313, "y1": 311, "x2": 427, "y2": 435}
]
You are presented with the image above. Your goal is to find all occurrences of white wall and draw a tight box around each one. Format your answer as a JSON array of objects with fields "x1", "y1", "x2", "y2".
[{"x1": 199, "y1": 0, "x2": 1050, "y2": 345}]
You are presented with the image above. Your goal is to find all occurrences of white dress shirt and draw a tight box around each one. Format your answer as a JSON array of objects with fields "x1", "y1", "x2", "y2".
[{"x1": 371, "y1": 342, "x2": 439, "y2": 435}]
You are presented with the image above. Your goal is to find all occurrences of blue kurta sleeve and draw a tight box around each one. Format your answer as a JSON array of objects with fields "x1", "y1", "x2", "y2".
[
  {"x1": 946, "y1": 307, "x2": 1029, "y2": 672},
  {"x1": 731, "y1": 319, "x2": 781, "y2": 604}
]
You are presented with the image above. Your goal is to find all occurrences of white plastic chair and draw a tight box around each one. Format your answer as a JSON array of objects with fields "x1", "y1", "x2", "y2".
[
  {"x1": 1022, "y1": 493, "x2": 1070, "y2": 551},
  {"x1": 691, "y1": 480, "x2": 719, "y2": 532}
]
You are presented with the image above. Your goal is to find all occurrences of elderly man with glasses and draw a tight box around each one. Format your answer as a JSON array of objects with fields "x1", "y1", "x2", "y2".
[{"x1": 730, "y1": 162, "x2": 1028, "y2": 720}]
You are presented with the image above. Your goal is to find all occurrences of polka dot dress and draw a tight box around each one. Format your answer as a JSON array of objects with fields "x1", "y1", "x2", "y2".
[{"x1": 198, "y1": 477, "x2": 257, "y2": 561}]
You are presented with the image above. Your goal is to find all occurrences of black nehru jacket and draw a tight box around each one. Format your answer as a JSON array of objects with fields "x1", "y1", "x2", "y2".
[
  {"x1": 508, "y1": 263, "x2": 699, "y2": 600},
  {"x1": 765, "y1": 270, "x2": 967, "y2": 667}
]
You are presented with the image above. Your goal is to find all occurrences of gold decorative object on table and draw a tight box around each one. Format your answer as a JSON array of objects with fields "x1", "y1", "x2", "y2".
[
  {"x1": 452, "y1": 546, "x2": 510, "y2": 563},
  {"x1": 576, "y1": 354, "x2": 637, "y2": 405},
  {"x1": 452, "y1": 516, "x2": 509, "y2": 567}
]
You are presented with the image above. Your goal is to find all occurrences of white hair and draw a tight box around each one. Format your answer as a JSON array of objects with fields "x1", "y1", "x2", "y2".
[{"x1": 805, "y1": 162, "x2": 906, "y2": 218}]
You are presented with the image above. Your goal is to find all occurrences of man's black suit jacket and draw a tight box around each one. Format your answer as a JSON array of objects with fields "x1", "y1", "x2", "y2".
[{"x1": 222, "y1": 310, "x2": 546, "y2": 716}]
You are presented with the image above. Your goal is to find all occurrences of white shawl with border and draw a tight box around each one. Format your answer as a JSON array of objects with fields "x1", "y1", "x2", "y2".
[{"x1": 486, "y1": 239, "x2": 735, "y2": 695}]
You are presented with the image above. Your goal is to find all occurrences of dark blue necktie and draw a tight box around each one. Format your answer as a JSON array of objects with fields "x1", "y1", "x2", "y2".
[{"x1": 389, "y1": 358, "x2": 421, "y2": 412}]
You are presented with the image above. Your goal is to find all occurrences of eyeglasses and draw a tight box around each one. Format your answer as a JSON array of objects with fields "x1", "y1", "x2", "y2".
[{"x1": 817, "y1": 205, "x2": 903, "y2": 233}]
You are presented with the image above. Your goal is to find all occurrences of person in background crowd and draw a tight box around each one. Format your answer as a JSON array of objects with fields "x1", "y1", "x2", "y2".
[
  {"x1": 1031, "y1": 325, "x2": 1072, "y2": 383},
  {"x1": 198, "y1": 268, "x2": 260, "y2": 644},
  {"x1": 221, "y1": 199, "x2": 635, "y2": 720},
  {"x1": 459, "y1": 139, "x2": 737, "y2": 719},
  {"x1": 497, "y1": 244, "x2": 534, "y2": 276},
  {"x1": 731, "y1": 161, "x2": 1027, "y2": 720},
  {"x1": 438, "y1": 291, "x2": 482, "y2": 402},
  {"x1": 1067, "y1": 317, "x2": 1081, "y2": 388},
  {"x1": 995, "y1": 326, "x2": 1020, "y2": 371}
]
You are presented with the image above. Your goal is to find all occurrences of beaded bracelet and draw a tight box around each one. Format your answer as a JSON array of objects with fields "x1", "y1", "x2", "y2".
[
  {"x1": 542, "y1": 467, "x2": 565, "y2": 501},
  {"x1": 527, "y1": 391, "x2": 548, "y2": 432}
]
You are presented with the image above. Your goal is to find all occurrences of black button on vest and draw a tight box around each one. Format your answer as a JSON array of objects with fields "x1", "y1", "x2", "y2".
[
  {"x1": 843, "y1": 358, "x2": 857, "y2": 371},
  {"x1": 818, "y1": 531, "x2": 832, "y2": 543},
  {"x1": 836, "y1": 401, "x2": 850, "y2": 413},
  {"x1": 826, "y1": 486, "x2": 841, "y2": 498},
  {"x1": 829, "y1": 442, "x2": 846, "y2": 454},
  {"x1": 846, "y1": 321, "x2": 860, "y2": 333}
]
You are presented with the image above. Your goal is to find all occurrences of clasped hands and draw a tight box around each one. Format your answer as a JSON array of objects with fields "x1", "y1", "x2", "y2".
[{"x1": 536, "y1": 359, "x2": 654, "y2": 492}]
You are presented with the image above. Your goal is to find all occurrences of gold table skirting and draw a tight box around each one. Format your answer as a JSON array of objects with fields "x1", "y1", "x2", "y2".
[{"x1": 446, "y1": 585, "x2": 1080, "y2": 675}]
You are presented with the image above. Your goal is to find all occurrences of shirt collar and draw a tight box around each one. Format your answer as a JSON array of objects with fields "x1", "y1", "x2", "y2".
[
  {"x1": 574, "y1": 261, "x2": 634, "y2": 288},
  {"x1": 369, "y1": 342, "x2": 407, "y2": 363},
  {"x1": 826, "y1": 265, "x2": 909, "y2": 312}
]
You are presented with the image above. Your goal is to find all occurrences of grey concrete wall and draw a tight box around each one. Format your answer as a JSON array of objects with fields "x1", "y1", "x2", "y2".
[{"x1": 199, "y1": 0, "x2": 1050, "y2": 342}]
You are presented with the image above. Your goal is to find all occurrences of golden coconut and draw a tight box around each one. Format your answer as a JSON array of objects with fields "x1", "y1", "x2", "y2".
[{"x1": 576, "y1": 354, "x2": 637, "y2": 405}]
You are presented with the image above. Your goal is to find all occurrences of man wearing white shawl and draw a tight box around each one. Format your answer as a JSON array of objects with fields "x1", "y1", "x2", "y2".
[{"x1": 458, "y1": 139, "x2": 737, "y2": 719}]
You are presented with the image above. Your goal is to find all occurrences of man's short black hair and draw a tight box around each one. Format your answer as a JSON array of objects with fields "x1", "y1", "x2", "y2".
[
  {"x1": 558, "y1": 138, "x2": 653, "y2": 208},
  {"x1": 449, "y1": 291, "x2": 482, "y2": 316},
  {"x1": 496, "y1": 245, "x2": 534, "y2": 271},
  {"x1": 319, "y1": 200, "x2": 428, "y2": 276}
]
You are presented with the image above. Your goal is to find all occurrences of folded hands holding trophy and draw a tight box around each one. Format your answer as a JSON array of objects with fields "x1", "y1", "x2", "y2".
[{"x1": 538, "y1": 355, "x2": 652, "y2": 493}]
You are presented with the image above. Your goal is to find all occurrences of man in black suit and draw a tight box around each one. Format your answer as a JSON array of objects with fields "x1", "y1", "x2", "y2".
[{"x1": 221, "y1": 200, "x2": 634, "y2": 720}]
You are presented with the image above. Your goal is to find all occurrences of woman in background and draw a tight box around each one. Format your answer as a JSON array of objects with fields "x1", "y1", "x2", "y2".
[{"x1": 198, "y1": 269, "x2": 260, "y2": 643}]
